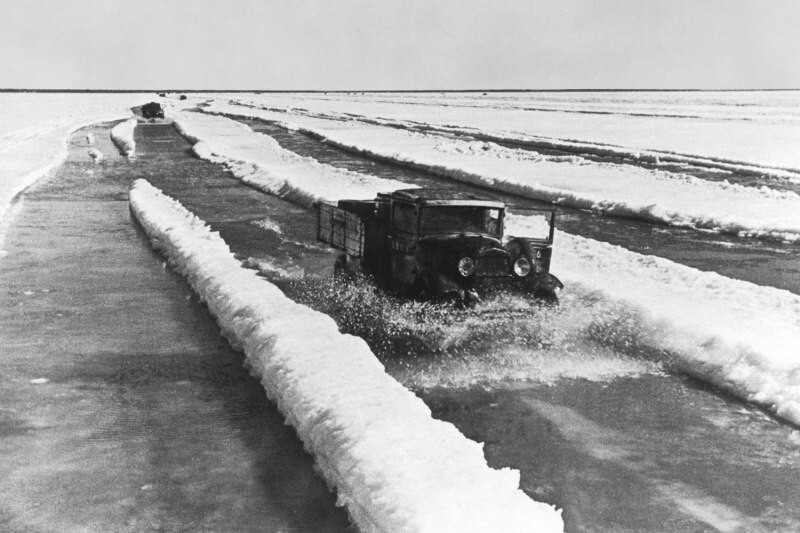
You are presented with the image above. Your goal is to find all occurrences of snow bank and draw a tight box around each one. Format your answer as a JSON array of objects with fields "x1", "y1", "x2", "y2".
[
  {"x1": 203, "y1": 101, "x2": 800, "y2": 243},
  {"x1": 0, "y1": 92, "x2": 148, "y2": 224},
  {"x1": 171, "y1": 110, "x2": 408, "y2": 207},
  {"x1": 507, "y1": 214, "x2": 800, "y2": 425},
  {"x1": 110, "y1": 118, "x2": 137, "y2": 157},
  {"x1": 128, "y1": 178, "x2": 563, "y2": 533}
]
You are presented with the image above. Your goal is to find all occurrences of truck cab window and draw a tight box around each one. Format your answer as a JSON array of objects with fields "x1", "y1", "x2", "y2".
[{"x1": 420, "y1": 207, "x2": 502, "y2": 237}]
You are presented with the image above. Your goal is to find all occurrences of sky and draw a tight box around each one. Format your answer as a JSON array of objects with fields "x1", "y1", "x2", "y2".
[{"x1": 0, "y1": 0, "x2": 798, "y2": 91}]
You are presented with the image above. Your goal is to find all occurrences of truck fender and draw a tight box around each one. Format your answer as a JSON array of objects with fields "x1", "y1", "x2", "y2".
[
  {"x1": 533, "y1": 272, "x2": 563, "y2": 291},
  {"x1": 531, "y1": 273, "x2": 563, "y2": 304}
]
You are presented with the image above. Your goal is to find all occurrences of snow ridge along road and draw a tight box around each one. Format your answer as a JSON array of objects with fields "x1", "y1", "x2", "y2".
[
  {"x1": 110, "y1": 117, "x2": 137, "y2": 157},
  {"x1": 128, "y1": 178, "x2": 564, "y2": 533}
]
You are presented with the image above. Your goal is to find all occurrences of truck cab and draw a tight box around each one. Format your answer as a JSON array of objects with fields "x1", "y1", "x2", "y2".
[{"x1": 317, "y1": 188, "x2": 563, "y2": 304}]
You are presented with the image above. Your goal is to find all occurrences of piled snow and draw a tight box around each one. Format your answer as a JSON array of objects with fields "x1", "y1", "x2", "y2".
[
  {"x1": 171, "y1": 110, "x2": 408, "y2": 207},
  {"x1": 508, "y1": 214, "x2": 800, "y2": 425},
  {"x1": 0, "y1": 92, "x2": 148, "y2": 223},
  {"x1": 202, "y1": 101, "x2": 800, "y2": 243},
  {"x1": 169, "y1": 109, "x2": 800, "y2": 425},
  {"x1": 225, "y1": 91, "x2": 800, "y2": 176},
  {"x1": 128, "y1": 178, "x2": 563, "y2": 533},
  {"x1": 110, "y1": 118, "x2": 137, "y2": 157}
]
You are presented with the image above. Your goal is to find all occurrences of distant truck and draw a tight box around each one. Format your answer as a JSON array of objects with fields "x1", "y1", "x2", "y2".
[
  {"x1": 315, "y1": 187, "x2": 563, "y2": 305},
  {"x1": 141, "y1": 102, "x2": 164, "y2": 119}
]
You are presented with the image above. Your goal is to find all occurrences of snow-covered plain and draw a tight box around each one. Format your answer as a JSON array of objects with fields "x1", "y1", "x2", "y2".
[
  {"x1": 0, "y1": 93, "x2": 147, "y2": 224},
  {"x1": 169, "y1": 109, "x2": 800, "y2": 426},
  {"x1": 223, "y1": 91, "x2": 800, "y2": 176},
  {"x1": 200, "y1": 98, "x2": 800, "y2": 243},
  {"x1": 128, "y1": 178, "x2": 563, "y2": 533},
  {"x1": 363, "y1": 91, "x2": 800, "y2": 122}
]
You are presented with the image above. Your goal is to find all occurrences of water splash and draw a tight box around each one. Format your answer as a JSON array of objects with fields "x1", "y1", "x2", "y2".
[
  {"x1": 250, "y1": 217, "x2": 283, "y2": 235},
  {"x1": 244, "y1": 256, "x2": 305, "y2": 280},
  {"x1": 280, "y1": 276, "x2": 664, "y2": 390}
]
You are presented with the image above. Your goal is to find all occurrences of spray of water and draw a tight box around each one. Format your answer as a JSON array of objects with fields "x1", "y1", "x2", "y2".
[{"x1": 274, "y1": 273, "x2": 664, "y2": 390}]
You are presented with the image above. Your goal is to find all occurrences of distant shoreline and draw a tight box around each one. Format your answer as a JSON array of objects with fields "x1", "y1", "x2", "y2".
[{"x1": 1, "y1": 88, "x2": 798, "y2": 94}]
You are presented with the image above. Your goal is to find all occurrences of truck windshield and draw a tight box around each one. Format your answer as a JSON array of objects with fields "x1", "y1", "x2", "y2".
[{"x1": 419, "y1": 206, "x2": 502, "y2": 237}]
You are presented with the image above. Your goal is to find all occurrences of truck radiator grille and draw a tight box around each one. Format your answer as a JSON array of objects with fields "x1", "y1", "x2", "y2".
[{"x1": 476, "y1": 256, "x2": 508, "y2": 276}]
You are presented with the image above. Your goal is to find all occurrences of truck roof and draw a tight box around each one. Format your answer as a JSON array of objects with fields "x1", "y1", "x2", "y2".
[{"x1": 384, "y1": 188, "x2": 505, "y2": 208}]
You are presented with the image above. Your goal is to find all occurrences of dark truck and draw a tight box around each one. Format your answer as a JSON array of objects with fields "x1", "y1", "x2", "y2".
[
  {"x1": 316, "y1": 187, "x2": 563, "y2": 305},
  {"x1": 141, "y1": 102, "x2": 165, "y2": 119}
]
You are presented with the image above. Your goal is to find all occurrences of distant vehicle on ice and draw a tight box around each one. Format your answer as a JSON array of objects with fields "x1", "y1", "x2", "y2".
[
  {"x1": 140, "y1": 102, "x2": 164, "y2": 119},
  {"x1": 316, "y1": 188, "x2": 563, "y2": 305}
]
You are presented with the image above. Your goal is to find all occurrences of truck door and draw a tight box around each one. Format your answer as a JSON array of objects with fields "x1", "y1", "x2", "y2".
[{"x1": 390, "y1": 201, "x2": 418, "y2": 289}]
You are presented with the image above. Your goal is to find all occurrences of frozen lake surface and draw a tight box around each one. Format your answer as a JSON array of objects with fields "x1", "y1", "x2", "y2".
[{"x1": 2, "y1": 91, "x2": 800, "y2": 531}]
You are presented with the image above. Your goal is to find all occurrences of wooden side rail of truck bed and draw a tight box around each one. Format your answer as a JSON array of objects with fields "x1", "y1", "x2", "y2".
[{"x1": 315, "y1": 201, "x2": 365, "y2": 258}]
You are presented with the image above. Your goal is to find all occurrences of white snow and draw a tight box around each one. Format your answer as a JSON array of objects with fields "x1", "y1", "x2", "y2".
[
  {"x1": 201, "y1": 100, "x2": 800, "y2": 243},
  {"x1": 171, "y1": 110, "x2": 409, "y2": 207},
  {"x1": 0, "y1": 92, "x2": 148, "y2": 224},
  {"x1": 170, "y1": 108, "x2": 800, "y2": 426},
  {"x1": 224, "y1": 91, "x2": 800, "y2": 176},
  {"x1": 509, "y1": 214, "x2": 800, "y2": 426},
  {"x1": 128, "y1": 178, "x2": 563, "y2": 533},
  {"x1": 110, "y1": 117, "x2": 137, "y2": 157}
]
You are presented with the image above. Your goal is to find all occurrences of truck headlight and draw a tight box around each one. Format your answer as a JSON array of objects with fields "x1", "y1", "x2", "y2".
[
  {"x1": 458, "y1": 257, "x2": 475, "y2": 277},
  {"x1": 513, "y1": 257, "x2": 531, "y2": 277}
]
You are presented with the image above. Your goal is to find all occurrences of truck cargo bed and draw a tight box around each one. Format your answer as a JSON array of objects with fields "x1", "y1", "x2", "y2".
[{"x1": 316, "y1": 202, "x2": 364, "y2": 257}]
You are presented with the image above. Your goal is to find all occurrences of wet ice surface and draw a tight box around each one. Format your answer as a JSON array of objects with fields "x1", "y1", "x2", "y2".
[
  {"x1": 422, "y1": 379, "x2": 800, "y2": 533},
  {"x1": 130, "y1": 123, "x2": 800, "y2": 531},
  {"x1": 0, "y1": 122, "x2": 352, "y2": 532}
]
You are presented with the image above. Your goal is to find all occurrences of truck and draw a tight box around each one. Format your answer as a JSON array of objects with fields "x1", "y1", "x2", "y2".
[
  {"x1": 140, "y1": 101, "x2": 165, "y2": 119},
  {"x1": 315, "y1": 187, "x2": 563, "y2": 305}
]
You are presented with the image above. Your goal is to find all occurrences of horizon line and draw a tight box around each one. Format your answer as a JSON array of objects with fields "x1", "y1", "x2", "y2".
[{"x1": 2, "y1": 88, "x2": 799, "y2": 94}]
